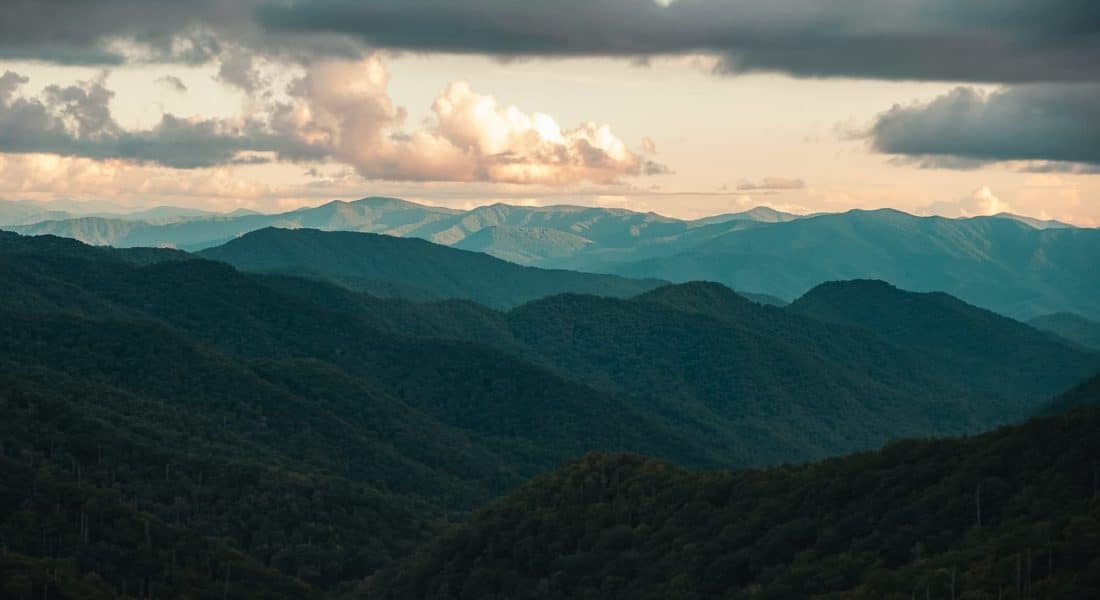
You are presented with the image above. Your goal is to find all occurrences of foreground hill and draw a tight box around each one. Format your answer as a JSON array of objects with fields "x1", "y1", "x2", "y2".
[
  {"x1": 1028, "y1": 313, "x2": 1100, "y2": 351},
  {"x1": 610, "y1": 209, "x2": 1100, "y2": 320},
  {"x1": 366, "y1": 402, "x2": 1100, "y2": 599},
  {"x1": 198, "y1": 228, "x2": 665, "y2": 309},
  {"x1": 0, "y1": 232, "x2": 732, "y2": 597}
]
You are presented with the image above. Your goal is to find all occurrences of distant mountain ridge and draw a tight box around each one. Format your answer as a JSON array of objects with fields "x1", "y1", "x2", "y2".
[
  {"x1": 612, "y1": 208, "x2": 1100, "y2": 319},
  {"x1": 198, "y1": 227, "x2": 666, "y2": 309},
  {"x1": 5, "y1": 198, "x2": 1097, "y2": 318},
  {"x1": 1029, "y1": 312, "x2": 1100, "y2": 350}
]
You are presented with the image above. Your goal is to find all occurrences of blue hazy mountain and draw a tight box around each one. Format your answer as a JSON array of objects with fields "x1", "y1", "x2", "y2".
[
  {"x1": 7, "y1": 198, "x2": 1093, "y2": 320},
  {"x1": 1028, "y1": 312, "x2": 1100, "y2": 350},
  {"x1": 610, "y1": 209, "x2": 1100, "y2": 320}
]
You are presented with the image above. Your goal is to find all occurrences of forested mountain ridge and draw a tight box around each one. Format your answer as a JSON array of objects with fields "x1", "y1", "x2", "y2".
[
  {"x1": 1037, "y1": 372, "x2": 1100, "y2": 415},
  {"x1": 8, "y1": 198, "x2": 1096, "y2": 320},
  {"x1": 1, "y1": 230, "x2": 1096, "y2": 598},
  {"x1": 0, "y1": 233, "x2": 737, "y2": 598},
  {"x1": 198, "y1": 227, "x2": 666, "y2": 309},
  {"x1": 256, "y1": 270, "x2": 1098, "y2": 462},
  {"x1": 610, "y1": 209, "x2": 1100, "y2": 320},
  {"x1": 789, "y1": 279, "x2": 1095, "y2": 399},
  {"x1": 366, "y1": 403, "x2": 1100, "y2": 599}
]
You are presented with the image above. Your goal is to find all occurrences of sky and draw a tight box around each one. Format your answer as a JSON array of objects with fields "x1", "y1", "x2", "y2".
[{"x1": 0, "y1": 0, "x2": 1097, "y2": 224}]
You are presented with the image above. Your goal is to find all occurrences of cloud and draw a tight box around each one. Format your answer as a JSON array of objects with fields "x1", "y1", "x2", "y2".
[
  {"x1": 868, "y1": 84, "x2": 1100, "y2": 170},
  {"x1": 274, "y1": 62, "x2": 660, "y2": 184},
  {"x1": 258, "y1": 0, "x2": 1100, "y2": 83},
  {"x1": 736, "y1": 177, "x2": 805, "y2": 191},
  {"x1": 0, "y1": 60, "x2": 659, "y2": 185},
  {"x1": 0, "y1": 70, "x2": 322, "y2": 168},
  {"x1": 2, "y1": 0, "x2": 1098, "y2": 85},
  {"x1": 155, "y1": 75, "x2": 188, "y2": 93},
  {"x1": 217, "y1": 50, "x2": 264, "y2": 92},
  {"x1": 917, "y1": 186, "x2": 1016, "y2": 218}
]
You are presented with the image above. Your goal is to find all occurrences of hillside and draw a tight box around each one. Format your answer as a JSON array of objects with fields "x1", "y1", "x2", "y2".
[
  {"x1": 2, "y1": 230, "x2": 1095, "y2": 597},
  {"x1": 0, "y1": 232, "x2": 738, "y2": 597},
  {"x1": 198, "y1": 228, "x2": 665, "y2": 309},
  {"x1": 610, "y1": 209, "x2": 1100, "y2": 320},
  {"x1": 1029, "y1": 312, "x2": 1100, "y2": 350},
  {"x1": 258, "y1": 275, "x2": 1097, "y2": 461},
  {"x1": 367, "y1": 405, "x2": 1100, "y2": 599},
  {"x1": 789, "y1": 279, "x2": 1095, "y2": 397},
  {"x1": 1038, "y1": 373, "x2": 1100, "y2": 415}
]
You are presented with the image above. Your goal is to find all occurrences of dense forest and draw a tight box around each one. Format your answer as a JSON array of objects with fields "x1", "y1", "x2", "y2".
[
  {"x1": 367, "y1": 404, "x2": 1100, "y2": 599},
  {"x1": 0, "y1": 230, "x2": 1097, "y2": 598}
]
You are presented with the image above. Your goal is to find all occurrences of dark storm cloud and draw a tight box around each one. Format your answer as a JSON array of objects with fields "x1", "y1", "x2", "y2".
[
  {"x1": 0, "y1": 0, "x2": 241, "y2": 64},
  {"x1": 3, "y1": 0, "x2": 1099, "y2": 83},
  {"x1": 869, "y1": 85, "x2": 1100, "y2": 168},
  {"x1": 256, "y1": 0, "x2": 1100, "y2": 82},
  {"x1": 0, "y1": 71, "x2": 324, "y2": 168}
]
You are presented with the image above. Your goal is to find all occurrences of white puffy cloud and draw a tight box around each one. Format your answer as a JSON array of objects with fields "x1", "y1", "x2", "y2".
[
  {"x1": 917, "y1": 186, "x2": 1016, "y2": 218},
  {"x1": 271, "y1": 57, "x2": 661, "y2": 184},
  {"x1": 0, "y1": 57, "x2": 659, "y2": 186}
]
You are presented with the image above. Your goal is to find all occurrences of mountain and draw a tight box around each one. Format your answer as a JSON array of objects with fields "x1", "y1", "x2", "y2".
[
  {"x1": 1038, "y1": 372, "x2": 1100, "y2": 415},
  {"x1": 991, "y1": 212, "x2": 1074, "y2": 230},
  {"x1": 259, "y1": 271, "x2": 1097, "y2": 461},
  {"x1": 1029, "y1": 312, "x2": 1100, "y2": 350},
  {"x1": 789, "y1": 279, "x2": 1094, "y2": 398},
  {"x1": 2, "y1": 230, "x2": 1096, "y2": 597},
  {"x1": 689, "y1": 205, "x2": 801, "y2": 226},
  {"x1": 3, "y1": 198, "x2": 791, "y2": 268},
  {"x1": 452, "y1": 226, "x2": 595, "y2": 265},
  {"x1": 198, "y1": 228, "x2": 666, "y2": 309},
  {"x1": 12, "y1": 199, "x2": 1094, "y2": 319},
  {"x1": 367, "y1": 405, "x2": 1100, "y2": 599},
  {"x1": 611, "y1": 208, "x2": 1100, "y2": 320},
  {"x1": 0, "y1": 231, "x2": 737, "y2": 597},
  {"x1": 0, "y1": 199, "x2": 73, "y2": 226},
  {"x1": 4, "y1": 197, "x2": 457, "y2": 250}
]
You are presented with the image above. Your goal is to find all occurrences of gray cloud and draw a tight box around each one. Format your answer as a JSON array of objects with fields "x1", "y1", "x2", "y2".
[
  {"x1": 0, "y1": 0, "x2": 240, "y2": 64},
  {"x1": 869, "y1": 84, "x2": 1100, "y2": 169},
  {"x1": 0, "y1": 71, "x2": 322, "y2": 168},
  {"x1": 257, "y1": 0, "x2": 1100, "y2": 83},
  {"x1": 0, "y1": 67, "x2": 655, "y2": 185},
  {"x1": 156, "y1": 76, "x2": 188, "y2": 93},
  {"x1": 2, "y1": 0, "x2": 1099, "y2": 84}
]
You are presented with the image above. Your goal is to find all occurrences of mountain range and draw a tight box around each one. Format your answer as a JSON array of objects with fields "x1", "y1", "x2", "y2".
[
  {"x1": 1, "y1": 227, "x2": 1097, "y2": 597},
  {"x1": 5, "y1": 197, "x2": 1097, "y2": 320},
  {"x1": 1028, "y1": 312, "x2": 1100, "y2": 350}
]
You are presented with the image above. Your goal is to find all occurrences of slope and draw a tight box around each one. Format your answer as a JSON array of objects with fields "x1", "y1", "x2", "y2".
[
  {"x1": 0, "y1": 232, "x2": 738, "y2": 596},
  {"x1": 367, "y1": 405, "x2": 1100, "y2": 599},
  {"x1": 1038, "y1": 372, "x2": 1100, "y2": 415},
  {"x1": 198, "y1": 227, "x2": 665, "y2": 309},
  {"x1": 789, "y1": 279, "x2": 1097, "y2": 398},
  {"x1": 1028, "y1": 312, "x2": 1100, "y2": 350}
]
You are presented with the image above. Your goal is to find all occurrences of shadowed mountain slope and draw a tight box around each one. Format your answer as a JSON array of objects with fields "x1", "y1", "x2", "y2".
[{"x1": 367, "y1": 405, "x2": 1100, "y2": 599}]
